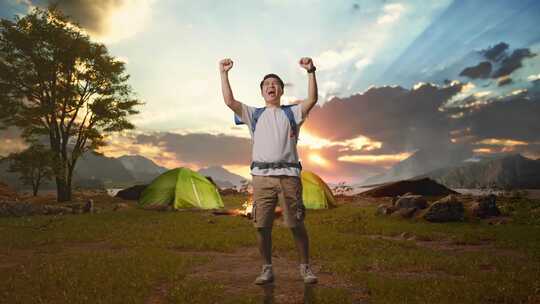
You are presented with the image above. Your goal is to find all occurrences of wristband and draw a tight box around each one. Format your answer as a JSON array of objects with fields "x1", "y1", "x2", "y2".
[{"x1": 307, "y1": 66, "x2": 316, "y2": 73}]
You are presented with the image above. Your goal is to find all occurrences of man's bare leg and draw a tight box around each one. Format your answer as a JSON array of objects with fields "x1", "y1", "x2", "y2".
[
  {"x1": 291, "y1": 223, "x2": 309, "y2": 264},
  {"x1": 292, "y1": 223, "x2": 317, "y2": 283},
  {"x1": 257, "y1": 227, "x2": 273, "y2": 264},
  {"x1": 254, "y1": 227, "x2": 274, "y2": 285}
]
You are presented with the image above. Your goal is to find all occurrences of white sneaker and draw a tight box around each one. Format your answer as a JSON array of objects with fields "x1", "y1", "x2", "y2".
[
  {"x1": 254, "y1": 264, "x2": 274, "y2": 285},
  {"x1": 300, "y1": 264, "x2": 318, "y2": 284}
]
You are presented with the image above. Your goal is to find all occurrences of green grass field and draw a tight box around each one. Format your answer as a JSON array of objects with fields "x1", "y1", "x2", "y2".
[{"x1": 0, "y1": 192, "x2": 539, "y2": 303}]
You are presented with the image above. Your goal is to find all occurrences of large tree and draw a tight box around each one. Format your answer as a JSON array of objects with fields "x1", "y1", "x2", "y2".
[{"x1": 0, "y1": 7, "x2": 143, "y2": 202}]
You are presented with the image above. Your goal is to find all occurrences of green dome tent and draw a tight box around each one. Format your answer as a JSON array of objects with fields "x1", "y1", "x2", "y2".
[
  {"x1": 138, "y1": 167, "x2": 224, "y2": 209},
  {"x1": 301, "y1": 171, "x2": 335, "y2": 209}
]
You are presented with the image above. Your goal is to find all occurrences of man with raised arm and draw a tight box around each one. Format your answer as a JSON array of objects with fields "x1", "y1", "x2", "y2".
[{"x1": 219, "y1": 57, "x2": 319, "y2": 285}]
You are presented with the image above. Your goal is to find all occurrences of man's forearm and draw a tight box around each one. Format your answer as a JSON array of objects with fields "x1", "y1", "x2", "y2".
[
  {"x1": 307, "y1": 72, "x2": 318, "y2": 104},
  {"x1": 220, "y1": 72, "x2": 235, "y2": 105},
  {"x1": 301, "y1": 71, "x2": 318, "y2": 117}
]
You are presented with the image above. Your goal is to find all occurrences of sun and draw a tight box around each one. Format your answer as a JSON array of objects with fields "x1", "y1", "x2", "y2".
[{"x1": 308, "y1": 153, "x2": 329, "y2": 167}]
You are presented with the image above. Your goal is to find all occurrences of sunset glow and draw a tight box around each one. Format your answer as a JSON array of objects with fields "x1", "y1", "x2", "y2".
[
  {"x1": 222, "y1": 165, "x2": 252, "y2": 180},
  {"x1": 308, "y1": 153, "x2": 330, "y2": 167},
  {"x1": 477, "y1": 138, "x2": 528, "y2": 146},
  {"x1": 337, "y1": 152, "x2": 412, "y2": 165},
  {"x1": 298, "y1": 131, "x2": 382, "y2": 152}
]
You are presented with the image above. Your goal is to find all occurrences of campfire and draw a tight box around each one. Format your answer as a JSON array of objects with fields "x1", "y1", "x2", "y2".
[{"x1": 213, "y1": 195, "x2": 283, "y2": 218}]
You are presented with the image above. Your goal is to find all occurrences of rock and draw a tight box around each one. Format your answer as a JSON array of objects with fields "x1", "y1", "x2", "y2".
[
  {"x1": 42, "y1": 205, "x2": 73, "y2": 215},
  {"x1": 471, "y1": 194, "x2": 500, "y2": 218},
  {"x1": 0, "y1": 201, "x2": 74, "y2": 217},
  {"x1": 395, "y1": 195, "x2": 428, "y2": 209},
  {"x1": 391, "y1": 207, "x2": 418, "y2": 219},
  {"x1": 423, "y1": 195, "x2": 464, "y2": 222},
  {"x1": 113, "y1": 202, "x2": 130, "y2": 211},
  {"x1": 400, "y1": 232, "x2": 413, "y2": 239},
  {"x1": 0, "y1": 201, "x2": 38, "y2": 217},
  {"x1": 375, "y1": 204, "x2": 397, "y2": 216},
  {"x1": 61, "y1": 202, "x2": 85, "y2": 214}
]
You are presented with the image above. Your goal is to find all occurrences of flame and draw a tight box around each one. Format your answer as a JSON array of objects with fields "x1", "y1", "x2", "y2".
[{"x1": 223, "y1": 194, "x2": 282, "y2": 218}]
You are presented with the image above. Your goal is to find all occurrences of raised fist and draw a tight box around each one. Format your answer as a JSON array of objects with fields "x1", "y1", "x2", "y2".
[
  {"x1": 299, "y1": 57, "x2": 314, "y2": 70},
  {"x1": 219, "y1": 58, "x2": 233, "y2": 73}
]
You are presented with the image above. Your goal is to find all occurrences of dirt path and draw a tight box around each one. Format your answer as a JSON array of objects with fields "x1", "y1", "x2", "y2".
[{"x1": 148, "y1": 247, "x2": 370, "y2": 304}]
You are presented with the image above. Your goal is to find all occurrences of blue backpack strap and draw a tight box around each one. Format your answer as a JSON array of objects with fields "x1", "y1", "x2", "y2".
[
  {"x1": 251, "y1": 107, "x2": 266, "y2": 133},
  {"x1": 234, "y1": 114, "x2": 243, "y2": 125},
  {"x1": 234, "y1": 107, "x2": 266, "y2": 134},
  {"x1": 280, "y1": 105, "x2": 298, "y2": 139}
]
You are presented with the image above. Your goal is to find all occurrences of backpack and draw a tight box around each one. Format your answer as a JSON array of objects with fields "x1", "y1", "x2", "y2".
[{"x1": 234, "y1": 105, "x2": 299, "y2": 139}]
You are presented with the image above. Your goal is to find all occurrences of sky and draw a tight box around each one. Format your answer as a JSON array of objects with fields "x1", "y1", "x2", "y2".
[{"x1": 1, "y1": 0, "x2": 540, "y2": 184}]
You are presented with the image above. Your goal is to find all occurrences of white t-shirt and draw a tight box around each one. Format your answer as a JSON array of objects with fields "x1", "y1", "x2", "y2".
[{"x1": 239, "y1": 103, "x2": 304, "y2": 176}]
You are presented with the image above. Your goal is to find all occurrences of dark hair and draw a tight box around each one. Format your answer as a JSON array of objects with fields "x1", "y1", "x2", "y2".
[{"x1": 260, "y1": 74, "x2": 284, "y2": 91}]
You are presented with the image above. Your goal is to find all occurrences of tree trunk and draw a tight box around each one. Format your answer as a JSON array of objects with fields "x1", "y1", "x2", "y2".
[
  {"x1": 33, "y1": 174, "x2": 41, "y2": 197},
  {"x1": 56, "y1": 177, "x2": 71, "y2": 202},
  {"x1": 54, "y1": 150, "x2": 73, "y2": 202}
]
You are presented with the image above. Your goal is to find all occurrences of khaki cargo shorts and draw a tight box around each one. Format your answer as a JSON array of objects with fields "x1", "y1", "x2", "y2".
[{"x1": 251, "y1": 175, "x2": 306, "y2": 228}]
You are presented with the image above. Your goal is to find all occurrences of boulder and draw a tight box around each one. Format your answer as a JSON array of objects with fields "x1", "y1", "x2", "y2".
[
  {"x1": 422, "y1": 195, "x2": 464, "y2": 222},
  {"x1": 0, "y1": 201, "x2": 39, "y2": 217},
  {"x1": 395, "y1": 195, "x2": 428, "y2": 209},
  {"x1": 391, "y1": 207, "x2": 418, "y2": 219},
  {"x1": 42, "y1": 205, "x2": 73, "y2": 215},
  {"x1": 471, "y1": 194, "x2": 500, "y2": 218},
  {"x1": 375, "y1": 204, "x2": 397, "y2": 216},
  {"x1": 0, "y1": 201, "x2": 72, "y2": 217}
]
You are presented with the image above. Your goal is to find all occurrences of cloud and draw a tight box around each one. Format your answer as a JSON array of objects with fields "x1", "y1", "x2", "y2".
[
  {"x1": 354, "y1": 57, "x2": 371, "y2": 71},
  {"x1": 492, "y1": 48, "x2": 536, "y2": 78},
  {"x1": 134, "y1": 132, "x2": 252, "y2": 167},
  {"x1": 458, "y1": 43, "x2": 535, "y2": 83},
  {"x1": 497, "y1": 76, "x2": 512, "y2": 87},
  {"x1": 319, "y1": 81, "x2": 341, "y2": 99},
  {"x1": 527, "y1": 74, "x2": 540, "y2": 82},
  {"x1": 459, "y1": 61, "x2": 492, "y2": 79},
  {"x1": 377, "y1": 3, "x2": 405, "y2": 25},
  {"x1": 29, "y1": 0, "x2": 155, "y2": 42},
  {"x1": 482, "y1": 42, "x2": 509, "y2": 62},
  {"x1": 314, "y1": 43, "x2": 364, "y2": 71},
  {"x1": 456, "y1": 94, "x2": 540, "y2": 143},
  {"x1": 337, "y1": 152, "x2": 413, "y2": 167},
  {"x1": 302, "y1": 82, "x2": 464, "y2": 152}
]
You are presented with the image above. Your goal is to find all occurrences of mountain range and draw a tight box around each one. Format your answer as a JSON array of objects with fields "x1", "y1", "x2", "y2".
[
  {"x1": 419, "y1": 154, "x2": 540, "y2": 189},
  {"x1": 197, "y1": 166, "x2": 247, "y2": 189},
  {"x1": 0, "y1": 151, "x2": 247, "y2": 191},
  {"x1": 363, "y1": 152, "x2": 540, "y2": 190},
  {"x1": 361, "y1": 146, "x2": 472, "y2": 186}
]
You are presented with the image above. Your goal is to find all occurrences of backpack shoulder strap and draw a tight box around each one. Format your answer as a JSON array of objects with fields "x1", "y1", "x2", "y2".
[
  {"x1": 280, "y1": 105, "x2": 298, "y2": 139},
  {"x1": 252, "y1": 107, "x2": 266, "y2": 133},
  {"x1": 233, "y1": 107, "x2": 266, "y2": 134}
]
